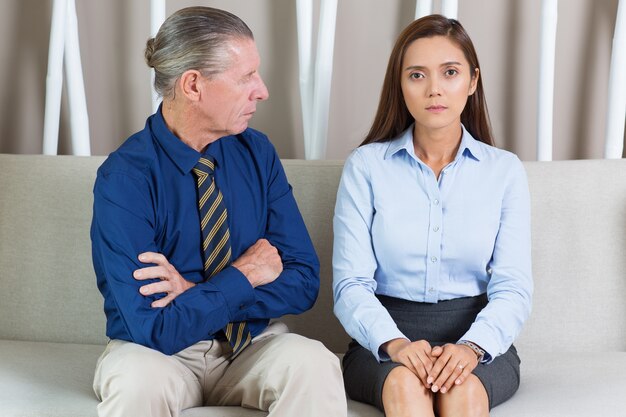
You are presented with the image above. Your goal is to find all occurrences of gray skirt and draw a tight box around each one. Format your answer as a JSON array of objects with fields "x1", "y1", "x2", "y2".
[{"x1": 342, "y1": 294, "x2": 520, "y2": 411}]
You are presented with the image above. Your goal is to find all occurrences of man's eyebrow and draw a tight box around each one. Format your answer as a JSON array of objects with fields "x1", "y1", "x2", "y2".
[{"x1": 242, "y1": 69, "x2": 257, "y2": 79}]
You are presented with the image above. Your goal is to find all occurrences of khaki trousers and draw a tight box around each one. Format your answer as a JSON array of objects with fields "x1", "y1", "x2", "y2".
[{"x1": 93, "y1": 331, "x2": 347, "y2": 417}]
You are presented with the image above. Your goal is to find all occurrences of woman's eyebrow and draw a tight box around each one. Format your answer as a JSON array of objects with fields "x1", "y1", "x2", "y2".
[{"x1": 404, "y1": 61, "x2": 463, "y2": 72}]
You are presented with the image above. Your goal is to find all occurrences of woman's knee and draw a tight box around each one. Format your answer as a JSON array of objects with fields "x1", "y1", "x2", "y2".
[
  {"x1": 436, "y1": 374, "x2": 489, "y2": 417},
  {"x1": 383, "y1": 366, "x2": 429, "y2": 398},
  {"x1": 382, "y1": 367, "x2": 434, "y2": 416}
]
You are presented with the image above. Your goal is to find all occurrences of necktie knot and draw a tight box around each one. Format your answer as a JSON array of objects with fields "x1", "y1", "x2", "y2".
[
  {"x1": 194, "y1": 156, "x2": 215, "y2": 174},
  {"x1": 193, "y1": 156, "x2": 216, "y2": 187}
]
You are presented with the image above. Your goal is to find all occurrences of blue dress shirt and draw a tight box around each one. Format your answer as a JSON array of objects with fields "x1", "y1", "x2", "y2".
[
  {"x1": 333, "y1": 125, "x2": 532, "y2": 362},
  {"x1": 91, "y1": 108, "x2": 319, "y2": 355}
]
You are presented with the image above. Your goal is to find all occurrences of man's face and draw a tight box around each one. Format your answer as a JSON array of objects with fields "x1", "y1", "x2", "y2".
[{"x1": 198, "y1": 38, "x2": 269, "y2": 138}]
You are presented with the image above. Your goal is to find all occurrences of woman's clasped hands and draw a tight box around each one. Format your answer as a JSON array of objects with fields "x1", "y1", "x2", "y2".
[{"x1": 384, "y1": 338, "x2": 479, "y2": 395}]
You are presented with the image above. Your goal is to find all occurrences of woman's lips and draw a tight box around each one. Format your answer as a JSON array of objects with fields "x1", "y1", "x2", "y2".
[{"x1": 426, "y1": 105, "x2": 447, "y2": 113}]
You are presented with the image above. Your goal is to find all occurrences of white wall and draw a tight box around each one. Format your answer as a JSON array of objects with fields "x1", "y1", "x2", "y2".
[{"x1": 0, "y1": 0, "x2": 623, "y2": 160}]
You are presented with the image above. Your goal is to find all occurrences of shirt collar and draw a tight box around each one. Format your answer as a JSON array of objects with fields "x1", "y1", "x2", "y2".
[
  {"x1": 149, "y1": 104, "x2": 202, "y2": 174},
  {"x1": 384, "y1": 123, "x2": 484, "y2": 162}
]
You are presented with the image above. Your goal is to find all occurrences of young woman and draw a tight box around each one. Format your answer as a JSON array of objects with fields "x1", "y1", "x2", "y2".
[{"x1": 333, "y1": 15, "x2": 532, "y2": 417}]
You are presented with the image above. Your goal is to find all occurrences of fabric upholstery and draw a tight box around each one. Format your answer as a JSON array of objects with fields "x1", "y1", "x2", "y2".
[{"x1": 1, "y1": 154, "x2": 625, "y2": 416}]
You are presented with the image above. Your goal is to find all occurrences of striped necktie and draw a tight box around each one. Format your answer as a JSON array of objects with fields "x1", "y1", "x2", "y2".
[{"x1": 193, "y1": 156, "x2": 252, "y2": 356}]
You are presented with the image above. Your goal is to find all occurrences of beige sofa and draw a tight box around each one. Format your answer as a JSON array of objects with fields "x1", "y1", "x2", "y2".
[{"x1": 0, "y1": 153, "x2": 625, "y2": 417}]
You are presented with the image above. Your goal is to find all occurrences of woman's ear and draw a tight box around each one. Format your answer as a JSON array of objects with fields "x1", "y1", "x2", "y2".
[{"x1": 469, "y1": 67, "x2": 480, "y2": 96}]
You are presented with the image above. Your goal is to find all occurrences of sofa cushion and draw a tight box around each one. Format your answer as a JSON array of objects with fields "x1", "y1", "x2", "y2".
[
  {"x1": 491, "y1": 351, "x2": 626, "y2": 416},
  {"x1": 3, "y1": 339, "x2": 624, "y2": 417},
  {"x1": 0, "y1": 340, "x2": 101, "y2": 417},
  {"x1": 0, "y1": 339, "x2": 382, "y2": 417}
]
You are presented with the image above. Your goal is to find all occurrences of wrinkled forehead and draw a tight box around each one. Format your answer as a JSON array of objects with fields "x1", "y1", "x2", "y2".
[{"x1": 219, "y1": 37, "x2": 261, "y2": 75}]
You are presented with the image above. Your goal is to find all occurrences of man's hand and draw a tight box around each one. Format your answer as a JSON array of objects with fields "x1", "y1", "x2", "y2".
[
  {"x1": 232, "y1": 239, "x2": 283, "y2": 287},
  {"x1": 382, "y1": 338, "x2": 435, "y2": 388},
  {"x1": 134, "y1": 252, "x2": 196, "y2": 308},
  {"x1": 427, "y1": 343, "x2": 479, "y2": 394}
]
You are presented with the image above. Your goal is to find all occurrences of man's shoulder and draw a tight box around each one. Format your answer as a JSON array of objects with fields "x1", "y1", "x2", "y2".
[
  {"x1": 237, "y1": 128, "x2": 276, "y2": 153},
  {"x1": 225, "y1": 128, "x2": 279, "y2": 170},
  {"x1": 98, "y1": 129, "x2": 158, "y2": 180}
]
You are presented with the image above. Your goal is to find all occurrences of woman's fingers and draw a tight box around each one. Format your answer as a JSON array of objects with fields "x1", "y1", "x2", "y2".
[{"x1": 429, "y1": 344, "x2": 479, "y2": 393}]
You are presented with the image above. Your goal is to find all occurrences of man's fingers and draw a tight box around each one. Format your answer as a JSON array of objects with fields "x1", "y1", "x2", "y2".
[
  {"x1": 139, "y1": 280, "x2": 170, "y2": 296},
  {"x1": 138, "y1": 251, "x2": 167, "y2": 265},
  {"x1": 134, "y1": 265, "x2": 167, "y2": 280},
  {"x1": 151, "y1": 294, "x2": 175, "y2": 308}
]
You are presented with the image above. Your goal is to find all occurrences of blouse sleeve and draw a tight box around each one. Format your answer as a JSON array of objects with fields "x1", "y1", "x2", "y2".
[
  {"x1": 332, "y1": 149, "x2": 408, "y2": 362},
  {"x1": 459, "y1": 156, "x2": 533, "y2": 362}
]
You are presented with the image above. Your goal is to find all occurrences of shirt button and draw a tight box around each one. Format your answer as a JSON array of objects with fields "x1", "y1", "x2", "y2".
[
  {"x1": 433, "y1": 226, "x2": 440, "y2": 232},
  {"x1": 428, "y1": 287, "x2": 435, "y2": 293},
  {"x1": 433, "y1": 199, "x2": 439, "y2": 206},
  {"x1": 431, "y1": 256, "x2": 438, "y2": 263}
]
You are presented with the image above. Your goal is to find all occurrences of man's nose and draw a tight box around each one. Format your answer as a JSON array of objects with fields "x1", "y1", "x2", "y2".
[{"x1": 254, "y1": 75, "x2": 269, "y2": 101}]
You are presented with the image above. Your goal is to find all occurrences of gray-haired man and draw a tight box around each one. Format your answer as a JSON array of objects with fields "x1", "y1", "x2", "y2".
[{"x1": 91, "y1": 7, "x2": 346, "y2": 417}]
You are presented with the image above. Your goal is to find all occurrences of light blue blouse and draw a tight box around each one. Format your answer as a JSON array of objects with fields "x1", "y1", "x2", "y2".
[{"x1": 332, "y1": 125, "x2": 533, "y2": 362}]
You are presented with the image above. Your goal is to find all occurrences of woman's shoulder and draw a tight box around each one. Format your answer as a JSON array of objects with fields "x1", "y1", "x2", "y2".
[
  {"x1": 469, "y1": 140, "x2": 528, "y2": 187},
  {"x1": 471, "y1": 138, "x2": 522, "y2": 166},
  {"x1": 353, "y1": 141, "x2": 391, "y2": 157},
  {"x1": 344, "y1": 142, "x2": 388, "y2": 167}
]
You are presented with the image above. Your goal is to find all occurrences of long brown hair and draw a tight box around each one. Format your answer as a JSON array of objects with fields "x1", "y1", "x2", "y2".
[{"x1": 361, "y1": 15, "x2": 493, "y2": 146}]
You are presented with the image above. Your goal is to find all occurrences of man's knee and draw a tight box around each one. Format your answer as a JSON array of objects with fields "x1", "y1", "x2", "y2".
[
  {"x1": 279, "y1": 334, "x2": 338, "y2": 363},
  {"x1": 263, "y1": 333, "x2": 342, "y2": 384},
  {"x1": 95, "y1": 341, "x2": 196, "y2": 406}
]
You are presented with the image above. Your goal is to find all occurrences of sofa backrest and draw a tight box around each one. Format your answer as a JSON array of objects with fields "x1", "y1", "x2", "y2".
[
  {"x1": 0, "y1": 155, "x2": 107, "y2": 345},
  {"x1": 0, "y1": 154, "x2": 625, "y2": 353},
  {"x1": 517, "y1": 160, "x2": 626, "y2": 352}
]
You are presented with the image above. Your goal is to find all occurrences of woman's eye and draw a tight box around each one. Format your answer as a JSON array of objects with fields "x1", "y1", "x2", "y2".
[
  {"x1": 445, "y1": 69, "x2": 458, "y2": 76},
  {"x1": 410, "y1": 73, "x2": 424, "y2": 79}
]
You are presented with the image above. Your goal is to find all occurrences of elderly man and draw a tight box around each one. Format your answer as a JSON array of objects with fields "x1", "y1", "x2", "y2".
[{"x1": 90, "y1": 6, "x2": 346, "y2": 417}]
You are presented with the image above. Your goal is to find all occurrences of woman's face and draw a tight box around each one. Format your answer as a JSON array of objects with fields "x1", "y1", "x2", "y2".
[{"x1": 400, "y1": 36, "x2": 478, "y2": 134}]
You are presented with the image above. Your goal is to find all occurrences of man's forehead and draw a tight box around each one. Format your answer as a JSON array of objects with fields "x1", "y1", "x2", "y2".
[{"x1": 224, "y1": 38, "x2": 260, "y2": 70}]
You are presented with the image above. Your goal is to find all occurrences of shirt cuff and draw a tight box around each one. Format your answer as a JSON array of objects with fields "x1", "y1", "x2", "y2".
[
  {"x1": 370, "y1": 328, "x2": 408, "y2": 363},
  {"x1": 459, "y1": 323, "x2": 499, "y2": 364},
  {"x1": 208, "y1": 266, "x2": 256, "y2": 320}
]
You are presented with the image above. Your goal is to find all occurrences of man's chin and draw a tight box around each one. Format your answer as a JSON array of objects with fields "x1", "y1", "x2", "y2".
[{"x1": 230, "y1": 123, "x2": 249, "y2": 136}]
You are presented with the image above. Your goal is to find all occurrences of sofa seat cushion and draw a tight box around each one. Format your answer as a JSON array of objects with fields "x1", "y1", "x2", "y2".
[
  {"x1": 0, "y1": 340, "x2": 101, "y2": 417},
  {"x1": 2, "y1": 340, "x2": 623, "y2": 417},
  {"x1": 491, "y1": 351, "x2": 626, "y2": 416},
  {"x1": 0, "y1": 340, "x2": 382, "y2": 417}
]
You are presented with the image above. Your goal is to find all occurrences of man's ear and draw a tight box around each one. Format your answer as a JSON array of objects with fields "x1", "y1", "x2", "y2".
[
  {"x1": 179, "y1": 70, "x2": 203, "y2": 102},
  {"x1": 469, "y1": 67, "x2": 480, "y2": 96}
]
